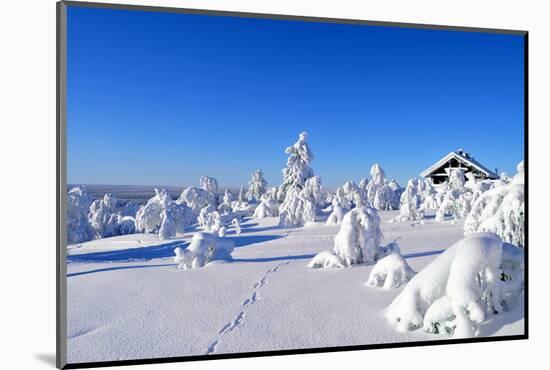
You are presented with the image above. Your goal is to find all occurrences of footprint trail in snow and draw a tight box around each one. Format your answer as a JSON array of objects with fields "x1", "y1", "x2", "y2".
[{"x1": 205, "y1": 261, "x2": 291, "y2": 355}]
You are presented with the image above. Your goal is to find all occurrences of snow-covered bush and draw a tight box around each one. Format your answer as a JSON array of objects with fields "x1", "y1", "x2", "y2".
[
  {"x1": 136, "y1": 189, "x2": 194, "y2": 238},
  {"x1": 393, "y1": 179, "x2": 423, "y2": 222},
  {"x1": 366, "y1": 164, "x2": 400, "y2": 210},
  {"x1": 247, "y1": 169, "x2": 268, "y2": 203},
  {"x1": 386, "y1": 233, "x2": 520, "y2": 338},
  {"x1": 174, "y1": 232, "x2": 234, "y2": 269},
  {"x1": 176, "y1": 186, "x2": 216, "y2": 214},
  {"x1": 366, "y1": 249, "x2": 415, "y2": 289},
  {"x1": 326, "y1": 200, "x2": 347, "y2": 225},
  {"x1": 218, "y1": 189, "x2": 234, "y2": 214},
  {"x1": 310, "y1": 206, "x2": 395, "y2": 268},
  {"x1": 118, "y1": 216, "x2": 136, "y2": 235},
  {"x1": 301, "y1": 176, "x2": 326, "y2": 210},
  {"x1": 418, "y1": 178, "x2": 441, "y2": 210},
  {"x1": 277, "y1": 132, "x2": 314, "y2": 202},
  {"x1": 435, "y1": 169, "x2": 473, "y2": 221},
  {"x1": 198, "y1": 205, "x2": 219, "y2": 230},
  {"x1": 67, "y1": 186, "x2": 95, "y2": 243},
  {"x1": 335, "y1": 181, "x2": 365, "y2": 210},
  {"x1": 200, "y1": 175, "x2": 218, "y2": 194},
  {"x1": 253, "y1": 195, "x2": 280, "y2": 218},
  {"x1": 88, "y1": 193, "x2": 118, "y2": 238},
  {"x1": 464, "y1": 161, "x2": 525, "y2": 248}
]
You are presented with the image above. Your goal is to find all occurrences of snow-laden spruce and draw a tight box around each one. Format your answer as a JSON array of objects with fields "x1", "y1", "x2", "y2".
[
  {"x1": 366, "y1": 164, "x2": 400, "y2": 210},
  {"x1": 386, "y1": 233, "x2": 522, "y2": 338},
  {"x1": 335, "y1": 180, "x2": 366, "y2": 210},
  {"x1": 278, "y1": 186, "x2": 316, "y2": 227},
  {"x1": 199, "y1": 175, "x2": 218, "y2": 194},
  {"x1": 218, "y1": 189, "x2": 234, "y2": 214},
  {"x1": 135, "y1": 188, "x2": 194, "y2": 239},
  {"x1": 366, "y1": 247, "x2": 415, "y2": 289},
  {"x1": 67, "y1": 186, "x2": 96, "y2": 244},
  {"x1": 326, "y1": 200, "x2": 347, "y2": 225},
  {"x1": 277, "y1": 132, "x2": 314, "y2": 202},
  {"x1": 176, "y1": 186, "x2": 217, "y2": 214},
  {"x1": 174, "y1": 232, "x2": 234, "y2": 269},
  {"x1": 393, "y1": 179, "x2": 423, "y2": 222},
  {"x1": 435, "y1": 169, "x2": 473, "y2": 221},
  {"x1": 247, "y1": 169, "x2": 268, "y2": 203},
  {"x1": 464, "y1": 161, "x2": 525, "y2": 248},
  {"x1": 88, "y1": 193, "x2": 118, "y2": 238},
  {"x1": 309, "y1": 206, "x2": 397, "y2": 268}
]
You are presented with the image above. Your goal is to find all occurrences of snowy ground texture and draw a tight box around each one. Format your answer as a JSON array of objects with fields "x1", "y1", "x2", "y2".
[{"x1": 67, "y1": 211, "x2": 524, "y2": 364}]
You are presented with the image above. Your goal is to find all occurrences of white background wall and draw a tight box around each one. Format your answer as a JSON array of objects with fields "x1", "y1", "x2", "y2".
[{"x1": 1, "y1": 0, "x2": 547, "y2": 368}]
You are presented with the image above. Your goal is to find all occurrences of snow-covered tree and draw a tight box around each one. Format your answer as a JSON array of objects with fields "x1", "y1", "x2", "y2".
[
  {"x1": 218, "y1": 188, "x2": 234, "y2": 214},
  {"x1": 417, "y1": 177, "x2": 441, "y2": 210},
  {"x1": 310, "y1": 206, "x2": 397, "y2": 268},
  {"x1": 176, "y1": 186, "x2": 216, "y2": 214},
  {"x1": 326, "y1": 200, "x2": 347, "y2": 226},
  {"x1": 197, "y1": 204, "x2": 219, "y2": 231},
  {"x1": 118, "y1": 216, "x2": 136, "y2": 235},
  {"x1": 200, "y1": 175, "x2": 218, "y2": 194},
  {"x1": 335, "y1": 181, "x2": 366, "y2": 210},
  {"x1": 301, "y1": 176, "x2": 325, "y2": 210},
  {"x1": 277, "y1": 132, "x2": 314, "y2": 202},
  {"x1": 366, "y1": 164, "x2": 400, "y2": 210},
  {"x1": 393, "y1": 179, "x2": 423, "y2": 222},
  {"x1": 247, "y1": 169, "x2": 268, "y2": 203},
  {"x1": 88, "y1": 193, "x2": 118, "y2": 238},
  {"x1": 464, "y1": 161, "x2": 525, "y2": 248},
  {"x1": 386, "y1": 233, "x2": 522, "y2": 338},
  {"x1": 278, "y1": 187, "x2": 316, "y2": 227},
  {"x1": 435, "y1": 169, "x2": 472, "y2": 221},
  {"x1": 174, "y1": 232, "x2": 234, "y2": 269},
  {"x1": 136, "y1": 189, "x2": 194, "y2": 238},
  {"x1": 67, "y1": 186, "x2": 95, "y2": 244}
]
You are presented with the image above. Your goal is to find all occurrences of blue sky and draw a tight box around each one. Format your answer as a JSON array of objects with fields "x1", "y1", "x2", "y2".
[{"x1": 67, "y1": 6, "x2": 525, "y2": 189}]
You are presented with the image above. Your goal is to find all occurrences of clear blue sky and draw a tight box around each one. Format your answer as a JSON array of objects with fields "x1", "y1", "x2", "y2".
[{"x1": 67, "y1": 6, "x2": 525, "y2": 189}]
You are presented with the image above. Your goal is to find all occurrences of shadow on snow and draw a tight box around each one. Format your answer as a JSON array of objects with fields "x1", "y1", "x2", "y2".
[
  {"x1": 67, "y1": 263, "x2": 176, "y2": 278},
  {"x1": 67, "y1": 241, "x2": 186, "y2": 264}
]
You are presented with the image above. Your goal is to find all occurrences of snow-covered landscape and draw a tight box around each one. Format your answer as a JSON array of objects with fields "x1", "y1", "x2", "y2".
[{"x1": 66, "y1": 132, "x2": 525, "y2": 364}]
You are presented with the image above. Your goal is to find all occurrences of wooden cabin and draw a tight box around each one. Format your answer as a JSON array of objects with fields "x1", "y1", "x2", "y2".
[{"x1": 420, "y1": 149, "x2": 499, "y2": 185}]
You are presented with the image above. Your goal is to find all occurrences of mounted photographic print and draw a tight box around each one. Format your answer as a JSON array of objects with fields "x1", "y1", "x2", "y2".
[{"x1": 56, "y1": 1, "x2": 528, "y2": 368}]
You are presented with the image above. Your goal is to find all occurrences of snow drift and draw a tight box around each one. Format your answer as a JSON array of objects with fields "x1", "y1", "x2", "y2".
[{"x1": 386, "y1": 233, "x2": 523, "y2": 338}]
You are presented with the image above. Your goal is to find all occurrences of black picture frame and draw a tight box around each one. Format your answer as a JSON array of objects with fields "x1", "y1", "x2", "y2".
[{"x1": 56, "y1": 1, "x2": 529, "y2": 368}]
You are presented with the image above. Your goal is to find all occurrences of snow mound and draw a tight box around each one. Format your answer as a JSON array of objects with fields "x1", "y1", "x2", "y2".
[
  {"x1": 307, "y1": 251, "x2": 344, "y2": 269},
  {"x1": 386, "y1": 233, "x2": 518, "y2": 338},
  {"x1": 253, "y1": 197, "x2": 280, "y2": 218},
  {"x1": 366, "y1": 250, "x2": 415, "y2": 289},
  {"x1": 311, "y1": 206, "x2": 394, "y2": 268},
  {"x1": 174, "y1": 232, "x2": 235, "y2": 269}
]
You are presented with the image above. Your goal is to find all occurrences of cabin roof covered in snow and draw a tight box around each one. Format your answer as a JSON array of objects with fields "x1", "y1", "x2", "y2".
[{"x1": 420, "y1": 151, "x2": 498, "y2": 179}]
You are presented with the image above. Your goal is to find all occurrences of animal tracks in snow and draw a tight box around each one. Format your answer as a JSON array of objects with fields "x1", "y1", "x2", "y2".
[{"x1": 205, "y1": 261, "x2": 290, "y2": 355}]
